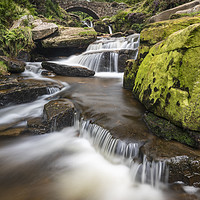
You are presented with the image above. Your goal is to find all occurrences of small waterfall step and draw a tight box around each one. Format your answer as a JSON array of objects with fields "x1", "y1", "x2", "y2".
[
  {"x1": 57, "y1": 34, "x2": 140, "y2": 73},
  {"x1": 78, "y1": 119, "x2": 168, "y2": 188}
]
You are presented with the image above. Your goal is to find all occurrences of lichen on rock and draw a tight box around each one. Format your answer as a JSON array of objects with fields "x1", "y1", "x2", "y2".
[{"x1": 133, "y1": 23, "x2": 200, "y2": 133}]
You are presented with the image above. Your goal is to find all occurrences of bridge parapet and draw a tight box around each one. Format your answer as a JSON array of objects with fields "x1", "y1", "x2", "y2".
[{"x1": 56, "y1": 0, "x2": 129, "y2": 19}]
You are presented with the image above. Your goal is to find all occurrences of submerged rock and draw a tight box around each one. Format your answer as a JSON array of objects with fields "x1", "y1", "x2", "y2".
[{"x1": 42, "y1": 61, "x2": 95, "y2": 77}]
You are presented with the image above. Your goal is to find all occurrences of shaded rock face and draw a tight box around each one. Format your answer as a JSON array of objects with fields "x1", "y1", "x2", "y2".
[
  {"x1": 0, "y1": 77, "x2": 62, "y2": 108},
  {"x1": 118, "y1": 49, "x2": 138, "y2": 72},
  {"x1": 0, "y1": 56, "x2": 25, "y2": 73},
  {"x1": 133, "y1": 24, "x2": 200, "y2": 132},
  {"x1": 42, "y1": 61, "x2": 95, "y2": 77},
  {"x1": 32, "y1": 22, "x2": 58, "y2": 41},
  {"x1": 123, "y1": 59, "x2": 139, "y2": 90},
  {"x1": 144, "y1": 112, "x2": 200, "y2": 148},
  {"x1": 27, "y1": 99, "x2": 75, "y2": 134}
]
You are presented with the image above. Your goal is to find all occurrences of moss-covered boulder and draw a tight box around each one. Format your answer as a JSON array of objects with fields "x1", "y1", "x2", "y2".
[
  {"x1": 133, "y1": 23, "x2": 200, "y2": 133},
  {"x1": 124, "y1": 16, "x2": 200, "y2": 91}
]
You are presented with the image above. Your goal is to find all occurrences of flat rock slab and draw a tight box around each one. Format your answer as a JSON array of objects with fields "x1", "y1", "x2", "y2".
[
  {"x1": 0, "y1": 76, "x2": 63, "y2": 108},
  {"x1": 41, "y1": 27, "x2": 97, "y2": 48},
  {"x1": 42, "y1": 61, "x2": 95, "y2": 77},
  {"x1": 32, "y1": 22, "x2": 58, "y2": 40}
]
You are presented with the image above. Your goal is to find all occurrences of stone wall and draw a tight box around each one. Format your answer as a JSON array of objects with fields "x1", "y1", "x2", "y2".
[{"x1": 55, "y1": 0, "x2": 129, "y2": 18}]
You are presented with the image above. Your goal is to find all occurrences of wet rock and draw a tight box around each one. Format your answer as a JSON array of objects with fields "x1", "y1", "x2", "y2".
[
  {"x1": 41, "y1": 70, "x2": 55, "y2": 77},
  {"x1": 41, "y1": 27, "x2": 96, "y2": 49},
  {"x1": 133, "y1": 24, "x2": 200, "y2": 134},
  {"x1": 118, "y1": 49, "x2": 138, "y2": 72},
  {"x1": 27, "y1": 99, "x2": 75, "y2": 133},
  {"x1": 43, "y1": 99, "x2": 75, "y2": 131},
  {"x1": 123, "y1": 59, "x2": 139, "y2": 90},
  {"x1": 0, "y1": 77, "x2": 62, "y2": 108},
  {"x1": 125, "y1": 30, "x2": 136, "y2": 36},
  {"x1": 140, "y1": 137, "x2": 200, "y2": 187},
  {"x1": 0, "y1": 127, "x2": 26, "y2": 137},
  {"x1": 111, "y1": 32, "x2": 124, "y2": 37},
  {"x1": 32, "y1": 22, "x2": 58, "y2": 41},
  {"x1": 0, "y1": 56, "x2": 25, "y2": 73},
  {"x1": 42, "y1": 61, "x2": 95, "y2": 77}
]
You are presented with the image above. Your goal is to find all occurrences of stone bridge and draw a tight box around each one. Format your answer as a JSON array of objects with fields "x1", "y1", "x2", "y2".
[{"x1": 55, "y1": 0, "x2": 129, "y2": 19}]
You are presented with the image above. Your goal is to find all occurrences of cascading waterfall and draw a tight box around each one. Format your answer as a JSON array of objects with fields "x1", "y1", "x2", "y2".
[
  {"x1": 76, "y1": 118, "x2": 168, "y2": 189},
  {"x1": 57, "y1": 34, "x2": 140, "y2": 72}
]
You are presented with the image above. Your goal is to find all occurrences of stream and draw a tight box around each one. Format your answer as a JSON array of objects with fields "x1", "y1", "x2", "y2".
[{"x1": 0, "y1": 34, "x2": 199, "y2": 200}]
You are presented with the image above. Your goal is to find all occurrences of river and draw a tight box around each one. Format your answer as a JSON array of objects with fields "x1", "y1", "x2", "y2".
[{"x1": 0, "y1": 34, "x2": 199, "y2": 200}]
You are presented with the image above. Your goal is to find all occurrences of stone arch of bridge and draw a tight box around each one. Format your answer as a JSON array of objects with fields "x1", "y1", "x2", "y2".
[{"x1": 66, "y1": 6, "x2": 100, "y2": 19}]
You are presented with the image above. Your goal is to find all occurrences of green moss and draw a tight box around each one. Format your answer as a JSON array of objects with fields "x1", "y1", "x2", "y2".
[
  {"x1": 144, "y1": 112, "x2": 197, "y2": 147},
  {"x1": 78, "y1": 30, "x2": 97, "y2": 37},
  {"x1": 0, "y1": 61, "x2": 8, "y2": 75},
  {"x1": 133, "y1": 23, "x2": 200, "y2": 131},
  {"x1": 141, "y1": 16, "x2": 200, "y2": 45}
]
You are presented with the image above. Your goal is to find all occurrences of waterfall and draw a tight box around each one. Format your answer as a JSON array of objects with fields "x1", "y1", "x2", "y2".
[
  {"x1": 82, "y1": 20, "x2": 93, "y2": 28},
  {"x1": 108, "y1": 25, "x2": 113, "y2": 34},
  {"x1": 77, "y1": 119, "x2": 168, "y2": 188},
  {"x1": 57, "y1": 34, "x2": 140, "y2": 72}
]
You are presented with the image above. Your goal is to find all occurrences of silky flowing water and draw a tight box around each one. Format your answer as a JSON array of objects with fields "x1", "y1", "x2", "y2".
[{"x1": 0, "y1": 35, "x2": 198, "y2": 200}]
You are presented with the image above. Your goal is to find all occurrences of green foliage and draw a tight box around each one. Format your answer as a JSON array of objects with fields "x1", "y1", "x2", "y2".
[
  {"x1": 0, "y1": 61, "x2": 8, "y2": 75},
  {"x1": 0, "y1": 27, "x2": 34, "y2": 57},
  {"x1": 45, "y1": 0, "x2": 62, "y2": 18},
  {"x1": 111, "y1": 10, "x2": 130, "y2": 32},
  {"x1": 0, "y1": 0, "x2": 35, "y2": 27}
]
